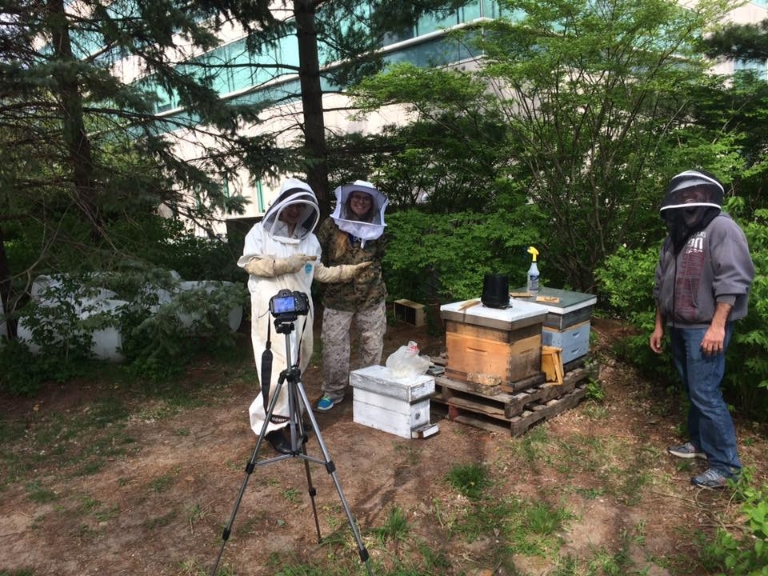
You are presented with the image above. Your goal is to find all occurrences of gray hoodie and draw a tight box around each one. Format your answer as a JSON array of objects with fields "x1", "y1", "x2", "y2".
[{"x1": 654, "y1": 212, "x2": 754, "y2": 328}]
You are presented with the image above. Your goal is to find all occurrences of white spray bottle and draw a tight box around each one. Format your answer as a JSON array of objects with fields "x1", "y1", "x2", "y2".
[{"x1": 527, "y1": 246, "x2": 540, "y2": 295}]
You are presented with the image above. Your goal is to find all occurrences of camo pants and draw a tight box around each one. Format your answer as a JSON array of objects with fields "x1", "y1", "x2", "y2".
[{"x1": 320, "y1": 301, "x2": 387, "y2": 401}]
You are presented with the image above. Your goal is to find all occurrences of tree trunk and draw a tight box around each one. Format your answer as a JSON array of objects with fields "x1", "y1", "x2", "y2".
[
  {"x1": 0, "y1": 226, "x2": 16, "y2": 339},
  {"x1": 48, "y1": 0, "x2": 103, "y2": 239},
  {"x1": 294, "y1": 0, "x2": 331, "y2": 218}
]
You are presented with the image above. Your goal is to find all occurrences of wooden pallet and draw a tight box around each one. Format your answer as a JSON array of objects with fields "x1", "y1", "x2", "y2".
[
  {"x1": 509, "y1": 384, "x2": 587, "y2": 436},
  {"x1": 431, "y1": 363, "x2": 595, "y2": 436}
]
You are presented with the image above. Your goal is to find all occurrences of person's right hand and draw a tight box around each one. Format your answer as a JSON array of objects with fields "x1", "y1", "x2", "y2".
[
  {"x1": 312, "y1": 261, "x2": 371, "y2": 283},
  {"x1": 649, "y1": 327, "x2": 664, "y2": 354},
  {"x1": 273, "y1": 254, "x2": 317, "y2": 275}
]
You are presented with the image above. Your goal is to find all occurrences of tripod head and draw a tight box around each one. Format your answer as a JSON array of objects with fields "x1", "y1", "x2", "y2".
[{"x1": 274, "y1": 317, "x2": 296, "y2": 334}]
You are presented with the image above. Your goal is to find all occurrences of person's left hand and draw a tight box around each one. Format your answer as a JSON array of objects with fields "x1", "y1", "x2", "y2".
[{"x1": 701, "y1": 325, "x2": 725, "y2": 356}]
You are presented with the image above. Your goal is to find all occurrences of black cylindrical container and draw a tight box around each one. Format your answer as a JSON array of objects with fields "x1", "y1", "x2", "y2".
[{"x1": 481, "y1": 274, "x2": 510, "y2": 309}]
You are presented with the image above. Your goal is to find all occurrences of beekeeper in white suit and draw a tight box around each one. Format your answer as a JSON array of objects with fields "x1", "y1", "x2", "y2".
[{"x1": 237, "y1": 178, "x2": 369, "y2": 454}]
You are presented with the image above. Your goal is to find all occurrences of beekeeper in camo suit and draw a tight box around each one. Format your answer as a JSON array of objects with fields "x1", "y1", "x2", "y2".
[
  {"x1": 314, "y1": 180, "x2": 389, "y2": 412},
  {"x1": 237, "y1": 178, "x2": 369, "y2": 454}
]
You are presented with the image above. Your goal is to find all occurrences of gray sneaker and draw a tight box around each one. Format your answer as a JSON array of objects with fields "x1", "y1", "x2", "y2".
[
  {"x1": 667, "y1": 442, "x2": 706, "y2": 460},
  {"x1": 692, "y1": 468, "x2": 731, "y2": 490}
]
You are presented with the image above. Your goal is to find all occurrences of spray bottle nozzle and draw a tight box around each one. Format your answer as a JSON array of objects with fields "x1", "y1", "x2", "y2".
[{"x1": 527, "y1": 246, "x2": 539, "y2": 262}]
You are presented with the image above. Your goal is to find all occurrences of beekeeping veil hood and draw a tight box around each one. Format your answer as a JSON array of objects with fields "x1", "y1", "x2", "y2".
[
  {"x1": 660, "y1": 169, "x2": 724, "y2": 253},
  {"x1": 262, "y1": 178, "x2": 320, "y2": 242},
  {"x1": 331, "y1": 180, "x2": 388, "y2": 246}
]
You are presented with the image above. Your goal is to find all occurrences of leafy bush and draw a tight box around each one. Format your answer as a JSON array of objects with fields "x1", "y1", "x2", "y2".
[
  {"x1": 726, "y1": 209, "x2": 768, "y2": 418},
  {"x1": 595, "y1": 245, "x2": 679, "y2": 385},
  {"x1": 0, "y1": 339, "x2": 47, "y2": 396},
  {"x1": 1, "y1": 270, "x2": 247, "y2": 391},
  {"x1": 1, "y1": 275, "x2": 103, "y2": 393},
  {"x1": 383, "y1": 208, "x2": 539, "y2": 304},
  {"x1": 117, "y1": 280, "x2": 245, "y2": 381},
  {"x1": 701, "y1": 470, "x2": 768, "y2": 575}
]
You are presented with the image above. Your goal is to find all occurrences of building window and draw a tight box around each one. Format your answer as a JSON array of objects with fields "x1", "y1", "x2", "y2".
[{"x1": 734, "y1": 58, "x2": 767, "y2": 81}]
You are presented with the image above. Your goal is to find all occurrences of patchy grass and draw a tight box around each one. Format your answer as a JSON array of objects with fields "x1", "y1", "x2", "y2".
[{"x1": 1, "y1": 326, "x2": 766, "y2": 576}]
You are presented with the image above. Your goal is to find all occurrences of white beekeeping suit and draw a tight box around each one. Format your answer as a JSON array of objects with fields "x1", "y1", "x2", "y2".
[{"x1": 237, "y1": 178, "x2": 369, "y2": 452}]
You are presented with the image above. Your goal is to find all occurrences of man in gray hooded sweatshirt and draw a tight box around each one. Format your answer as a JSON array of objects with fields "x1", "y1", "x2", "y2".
[{"x1": 650, "y1": 169, "x2": 754, "y2": 489}]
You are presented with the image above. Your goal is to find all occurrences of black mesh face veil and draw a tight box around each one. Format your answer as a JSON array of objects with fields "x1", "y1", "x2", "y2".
[
  {"x1": 660, "y1": 169, "x2": 724, "y2": 212},
  {"x1": 660, "y1": 169, "x2": 724, "y2": 254}
]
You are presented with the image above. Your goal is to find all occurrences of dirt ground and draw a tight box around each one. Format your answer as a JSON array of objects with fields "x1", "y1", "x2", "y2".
[{"x1": 1, "y1": 315, "x2": 766, "y2": 576}]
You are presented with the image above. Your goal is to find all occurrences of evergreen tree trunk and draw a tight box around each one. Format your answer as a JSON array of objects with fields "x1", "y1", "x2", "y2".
[
  {"x1": 294, "y1": 0, "x2": 331, "y2": 217},
  {"x1": 0, "y1": 226, "x2": 16, "y2": 339},
  {"x1": 47, "y1": 0, "x2": 103, "y2": 239}
]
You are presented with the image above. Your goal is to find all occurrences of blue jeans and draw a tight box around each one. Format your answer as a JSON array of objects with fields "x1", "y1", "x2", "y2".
[{"x1": 669, "y1": 324, "x2": 740, "y2": 476}]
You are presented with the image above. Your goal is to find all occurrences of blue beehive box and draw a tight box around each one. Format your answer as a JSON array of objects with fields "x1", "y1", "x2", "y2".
[
  {"x1": 512, "y1": 287, "x2": 596, "y2": 364},
  {"x1": 542, "y1": 320, "x2": 591, "y2": 364}
]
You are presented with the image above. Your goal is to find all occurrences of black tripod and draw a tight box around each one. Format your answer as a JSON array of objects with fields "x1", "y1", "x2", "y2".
[{"x1": 210, "y1": 314, "x2": 373, "y2": 576}]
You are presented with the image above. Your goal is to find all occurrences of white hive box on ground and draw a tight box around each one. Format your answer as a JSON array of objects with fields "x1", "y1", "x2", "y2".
[{"x1": 350, "y1": 365, "x2": 438, "y2": 439}]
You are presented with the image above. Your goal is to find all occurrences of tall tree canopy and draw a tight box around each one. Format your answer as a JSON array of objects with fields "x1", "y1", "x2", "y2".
[
  {"x1": 353, "y1": 0, "x2": 738, "y2": 291},
  {"x1": 247, "y1": 0, "x2": 474, "y2": 215},
  {"x1": 0, "y1": 0, "x2": 471, "y2": 335},
  {"x1": 0, "y1": 0, "x2": 286, "y2": 334}
]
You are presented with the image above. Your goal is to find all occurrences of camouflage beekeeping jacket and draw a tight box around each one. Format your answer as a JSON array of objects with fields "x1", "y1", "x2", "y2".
[{"x1": 316, "y1": 217, "x2": 387, "y2": 312}]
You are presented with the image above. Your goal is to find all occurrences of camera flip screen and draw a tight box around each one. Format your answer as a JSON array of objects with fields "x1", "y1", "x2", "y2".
[{"x1": 272, "y1": 296, "x2": 295, "y2": 314}]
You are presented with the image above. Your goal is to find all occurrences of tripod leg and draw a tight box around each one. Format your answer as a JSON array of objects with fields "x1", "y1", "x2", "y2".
[
  {"x1": 209, "y1": 378, "x2": 286, "y2": 576},
  {"x1": 285, "y1": 376, "x2": 324, "y2": 543},
  {"x1": 300, "y1": 443, "x2": 323, "y2": 542},
  {"x1": 294, "y1": 379, "x2": 373, "y2": 575}
]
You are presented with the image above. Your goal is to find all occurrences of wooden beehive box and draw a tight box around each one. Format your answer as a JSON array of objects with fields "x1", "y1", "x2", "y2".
[
  {"x1": 393, "y1": 299, "x2": 426, "y2": 327},
  {"x1": 440, "y1": 298, "x2": 548, "y2": 387}
]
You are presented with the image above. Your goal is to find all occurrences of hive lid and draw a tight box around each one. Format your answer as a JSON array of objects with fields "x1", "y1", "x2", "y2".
[
  {"x1": 511, "y1": 286, "x2": 597, "y2": 315},
  {"x1": 440, "y1": 298, "x2": 547, "y2": 331},
  {"x1": 350, "y1": 365, "x2": 435, "y2": 402}
]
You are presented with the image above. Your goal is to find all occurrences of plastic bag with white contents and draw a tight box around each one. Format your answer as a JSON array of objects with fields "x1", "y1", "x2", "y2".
[{"x1": 385, "y1": 340, "x2": 431, "y2": 379}]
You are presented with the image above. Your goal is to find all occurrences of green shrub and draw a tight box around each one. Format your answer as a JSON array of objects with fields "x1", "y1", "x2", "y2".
[
  {"x1": 701, "y1": 470, "x2": 768, "y2": 575},
  {"x1": 117, "y1": 280, "x2": 245, "y2": 381},
  {"x1": 0, "y1": 339, "x2": 46, "y2": 396},
  {"x1": 383, "y1": 208, "x2": 538, "y2": 304},
  {"x1": 1, "y1": 271, "x2": 247, "y2": 391},
  {"x1": 595, "y1": 245, "x2": 678, "y2": 386},
  {"x1": 2, "y1": 275, "x2": 101, "y2": 392}
]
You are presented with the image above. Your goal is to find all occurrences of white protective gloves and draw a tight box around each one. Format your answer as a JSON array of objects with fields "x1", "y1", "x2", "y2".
[
  {"x1": 244, "y1": 254, "x2": 316, "y2": 276},
  {"x1": 243, "y1": 254, "x2": 371, "y2": 282},
  {"x1": 314, "y1": 261, "x2": 371, "y2": 283}
]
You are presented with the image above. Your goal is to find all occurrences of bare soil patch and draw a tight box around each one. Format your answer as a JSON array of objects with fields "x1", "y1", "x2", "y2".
[{"x1": 1, "y1": 316, "x2": 766, "y2": 575}]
